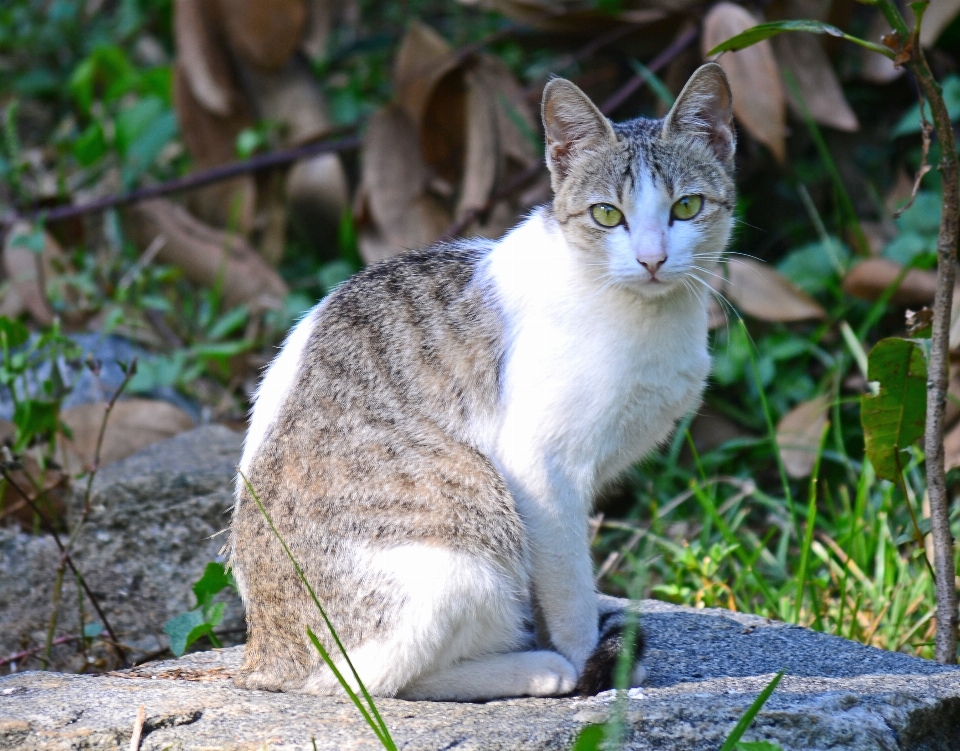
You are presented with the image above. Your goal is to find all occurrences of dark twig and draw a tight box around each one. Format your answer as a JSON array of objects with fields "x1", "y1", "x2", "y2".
[
  {"x1": 0, "y1": 635, "x2": 78, "y2": 669},
  {"x1": 40, "y1": 358, "x2": 138, "y2": 667},
  {"x1": 600, "y1": 24, "x2": 698, "y2": 114},
  {"x1": 0, "y1": 469, "x2": 125, "y2": 662},
  {"x1": 0, "y1": 134, "x2": 362, "y2": 229}
]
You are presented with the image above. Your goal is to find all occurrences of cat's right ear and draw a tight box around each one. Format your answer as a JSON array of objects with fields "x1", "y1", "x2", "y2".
[
  {"x1": 542, "y1": 78, "x2": 616, "y2": 185},
  {"x1": 662, "y1": 63, "x2": 735, "y2": 164}
]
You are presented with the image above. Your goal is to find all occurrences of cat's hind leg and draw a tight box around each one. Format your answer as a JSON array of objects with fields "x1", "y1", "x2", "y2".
[
  {"x1": 399, "y1": 650, "x2": 576, "y2": 701},
  {"x1": 298, "y1": 542, "x2": 531, "y2": 698}
]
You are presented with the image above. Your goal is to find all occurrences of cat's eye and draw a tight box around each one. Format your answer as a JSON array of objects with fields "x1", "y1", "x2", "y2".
[
  {"x1": 590, "y1": 203, "x2": 624, "y2": 228},
  {"x1": 670, "y1": 195, "x2": 703, "y2": 222}
]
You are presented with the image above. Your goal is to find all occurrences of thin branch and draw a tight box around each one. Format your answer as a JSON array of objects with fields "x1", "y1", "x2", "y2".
[
  {"x1": 0, "y1": 635, "x2": 78, "y2": 669},
  {"x1": 0, "y1": 468, "x2": 126, "y2": 663},
  {"x1": 0, "y1": 134, "x2": 362, "y2": 229}
]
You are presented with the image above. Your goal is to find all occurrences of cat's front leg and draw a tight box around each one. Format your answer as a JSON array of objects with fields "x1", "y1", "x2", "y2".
[{"x1": 519, "y1": 488, "x2": 600, "y2": 675}]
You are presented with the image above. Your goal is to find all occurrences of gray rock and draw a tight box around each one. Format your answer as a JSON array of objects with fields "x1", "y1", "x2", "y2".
[
  {"x1": 0, "y1": 424, "x2": 245, "y2": 670},
  {"x1": 2, "y1": 602, "x2": 960, "y2": 750}
]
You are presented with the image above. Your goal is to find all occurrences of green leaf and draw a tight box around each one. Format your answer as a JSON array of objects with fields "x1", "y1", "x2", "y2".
[
  {"x1": 719, "y1": 670, "x2": 786, "y2": 751},
  {"x1": 737, "y1": 742, "x2": 785, "y2": 751},
  {"x1": 72, "y1": 121, "x2": 108, "y2": 167},
  {"x1": 163, "y1": 609, "x2": 208, "y2": 657},
  {"x1": 571, "y1": 724, "x2": 605, "y2": 751},
  {"x1": 13, "y1": 399, "x2": 60, "y2": 450},
  {"x1": 861, "y1": 338, "x2": 928, "y2": 483},
  {"x1": 0, "y1": 317, "x2": 30, "y2": 349},
  {"x1": 777, "y1": 237, "x2": 850, "y2": 295},
  {"x1": 893, "y1": 76, "x2": 960, "y2": 137},
  {"x1": 82, "y1": 622, "x2": 103, "y2": 638},
  {"x1": 192, "y1": 561, "x2": 233, "y2": 610},
  {"x1": 706, "y1": 20, "x2": 893, "y2": 59}
]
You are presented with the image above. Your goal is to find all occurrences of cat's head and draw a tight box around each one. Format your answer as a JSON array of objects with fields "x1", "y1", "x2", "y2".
[{"x1": 541, "y1": 63, "x2": 736, "y2": 300}]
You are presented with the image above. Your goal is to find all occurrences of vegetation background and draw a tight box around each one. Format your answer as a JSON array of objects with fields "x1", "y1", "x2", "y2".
[{"x1": 1, "y1": 0, "x2": 960, "y2": 673}]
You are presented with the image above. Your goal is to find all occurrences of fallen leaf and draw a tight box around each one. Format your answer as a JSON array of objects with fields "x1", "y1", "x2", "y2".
[
  {"x1": 173, "y1": 0, "x2": 238, "y2": 117},
  {"x1": 394, "y1": 21, "x2": 460, "y2": 127},
  {"x1": 689, "y1": 404, "x2": 752, "y2": 455},
  {"x1": 219, "y1": 0, "x2": 306, "y2": 72},
  {"x1": 0, "y1": 445, "x2": 69, "y2": 533},
  {"x1": 2, "y1": 221, "x2": 67, "y2": 326},
  {"x1": 359, "y1": 104, "x2": 450, "y2": 262},
  {"x1": 773, "y1": 32, "x2": 858, "y2": 132},
  {"x1": 919, "y1": 0, "x2": 960, "y2": 48},
  {"x1": 173, "y1": 61, "x2": 256, "y2": 234},
  {"x1": 722, "y1": 258, "x2": 826, "y2": 321},
  {"x1": 60, "y1": 399, "x2": 194, "y2": 471},
  {"x1": 460, "y1": 0, "x2": 691, "y2": 33},
  {"x1": 842, "y1": 258, "x2": 937, "y2": 307},
  {"x1": 125, "y1": 199, "x2": 289, "y2": 309},
  {"x1": 777, "y1": 394, "x2": 831, "y2": 478},
  {"x1": 238, "y1": 54, "x2": 333, "y2": 146},
  {"x1": 703, "y1": 2, "x2": 787, "y2": 162}
]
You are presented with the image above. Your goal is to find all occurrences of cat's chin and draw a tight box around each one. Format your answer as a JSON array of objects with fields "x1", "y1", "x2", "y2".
[{"x1": 623, "y1": 277, "x2": 686, "y2": 300}]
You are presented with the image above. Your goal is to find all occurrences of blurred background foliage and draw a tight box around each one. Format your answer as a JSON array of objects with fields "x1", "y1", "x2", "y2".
[{"x1": 1, "y1": 0, "x2": 960, "y2": 663}]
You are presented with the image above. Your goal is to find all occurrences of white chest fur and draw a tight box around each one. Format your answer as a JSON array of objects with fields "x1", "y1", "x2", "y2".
[{"x1": 481, "y1": 210, "x2": 710, "y2": 502}]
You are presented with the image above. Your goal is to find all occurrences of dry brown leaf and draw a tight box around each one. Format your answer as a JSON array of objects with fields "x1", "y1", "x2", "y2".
[
  {"x1": 919, "y1": 0, "x2": 960, "y2": 47},
  {"x1": 219, "y1": 0, "x2": 306, "y2": 71},
  {"x1": 394, "y1": 22, "x2": 459, "y2": 127},
  {"x1": 359, "y1": 105, "x2": 450, "y2": 262},
  {"x1": 238, "y1": 56, "x2": 333, "y2": 146},
  {"x1": 0, "y1": 448, "x2": 69, "y2": 533},
  {"x1": 60, "y1": 399, "x2": 194, "y2": 471},
  {"x1": 173, "y1": 0, "x2": 238, "y2": 116},
  {"x1": 773, "y1": 32, "x2": 858, "y2": 132},
  {"x1": 688, "y1": 404, "x2": 751, "y2": 456},
  {"x1": 842, "y1": 258, "x2": 937, "y2": 307},
  {"x1": 722, "y1": 258, "x2": 826, "y2": 321},
  {"x1": 460, "y1": 0, "x2": 688, "y2": 33},
  {"x1": 125, "y1": 199, "x2": 288, "y2": 309},
  {"x1": 703, "y1": 2, "x2": 787, "y2": 162},
  {"x1": 173, "y1": 61, "x2": 256, "y2": 233},
  {"x1": 776, "y1": 394, "x2": 831, "y2": 478},
  {"x1": 2, "y1": 221, "x2": 69, "y2": 326}
]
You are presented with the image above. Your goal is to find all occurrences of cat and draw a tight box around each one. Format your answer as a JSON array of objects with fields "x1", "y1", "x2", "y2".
[{"x1": 229, "y1": 62, "x2": 736, "y2": 701}]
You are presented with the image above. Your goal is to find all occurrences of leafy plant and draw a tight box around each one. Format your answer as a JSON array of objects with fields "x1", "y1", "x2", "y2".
[{"x1": 163, "y1": 562, "x2": 236, "y2": 657}]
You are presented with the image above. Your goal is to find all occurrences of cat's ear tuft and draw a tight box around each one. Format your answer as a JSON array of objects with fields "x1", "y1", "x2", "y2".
[
  {"x1": 542, "y1": 78, "x2": 616, "y2": 184},
  {"x1": 662, "y1": 63, "x2": 735, "y2": 164}
]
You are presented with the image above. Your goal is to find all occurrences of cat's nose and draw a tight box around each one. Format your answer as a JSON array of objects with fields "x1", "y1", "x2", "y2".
[{"x1": 636, "y1": 252, "x2": 667, "y2": 274}]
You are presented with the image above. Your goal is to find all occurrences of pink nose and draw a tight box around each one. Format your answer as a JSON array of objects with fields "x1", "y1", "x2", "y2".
[{"x1": 637, "y1": 253, "x2": 667, "y2": 274}]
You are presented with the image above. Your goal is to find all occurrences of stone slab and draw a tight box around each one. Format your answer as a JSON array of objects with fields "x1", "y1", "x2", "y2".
[{"x1": 2, "y1": 601, "x2": 959, "y2": 750}]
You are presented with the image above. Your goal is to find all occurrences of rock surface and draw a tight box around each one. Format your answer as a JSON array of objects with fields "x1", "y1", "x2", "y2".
[
  {"x1": 0, "y1": 424, "x2": 245, "y2": 670},
  {"x1": 2, "y1": 601, "x2": 960, "y2": 750}
]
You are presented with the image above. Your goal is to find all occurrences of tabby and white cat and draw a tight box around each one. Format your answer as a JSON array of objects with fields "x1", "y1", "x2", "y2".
[{"x1": 230, "y1": 62, "x2": 736, "y2": 701}]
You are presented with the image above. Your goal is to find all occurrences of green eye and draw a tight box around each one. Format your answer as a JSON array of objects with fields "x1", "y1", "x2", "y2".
[
  {"x1": 590, "y1": 203, "x2": 624, "y2": 228},
  {"x1": 671, "y1": 195, "x2": 703, "y2": 221}
]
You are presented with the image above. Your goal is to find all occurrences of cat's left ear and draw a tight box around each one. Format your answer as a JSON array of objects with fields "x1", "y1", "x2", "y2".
[
  {"x1": 542, "y1": 78, "x2": 617, "y2": 186},
  {"x1": 662, "y1": 63, "x2": 735, "y2": 164}
]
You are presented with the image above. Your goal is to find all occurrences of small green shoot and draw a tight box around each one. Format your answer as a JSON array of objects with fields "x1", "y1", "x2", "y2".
[
  {"x1": 164, "y1": 562, "x2": 236, "y2": 657},
  {"x1": 718, "y1": 670, "x2": 786, "y2": 751}
]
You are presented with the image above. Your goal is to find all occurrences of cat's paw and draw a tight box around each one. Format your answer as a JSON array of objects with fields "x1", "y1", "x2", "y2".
[
  {"x1": 574, "y1": 609, "x2": 646, "y2": 695},
  {"x1": 526, "y1": 651, "x2": 578, "y2": 696}
]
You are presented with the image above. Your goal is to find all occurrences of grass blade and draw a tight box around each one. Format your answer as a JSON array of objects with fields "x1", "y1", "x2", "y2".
[
  {"x1": 794, "y1": 425, "x2": 829, "y2": 624},
  {"x1": 718, "y1": 670, "x2": 786, "y2": 751},
  {"x1": 239, "y1": 471, "x2": 397, "y2": 751}
]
